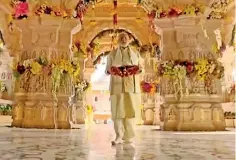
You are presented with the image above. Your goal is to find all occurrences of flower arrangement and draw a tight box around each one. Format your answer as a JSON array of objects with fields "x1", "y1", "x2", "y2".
[
  {"x1": 207, "y1": 0, "x2": 230, "y2": 19},
  {"x1": 140, "y1": 80, "x2": 159, "y2": 94},
  {"x1": 13, "y1": 57, "x2": 49, "y2": 78},
  {"x1": 75, "y1": 80, "x2": 90, "y2": 92},
  {"x1": 72, "y1": 42, "x2": 87, "y2": 58},
  {"x1": 86, "y1": 104, "x2": 95, "y2": 114},
  {"x1": 73, "y1": 0, "x2": 87, "y2": 24},
  {"x1": 0, "y1": 82, "x2": 7, "y2": 92},
  {"x1": 35, "y1": 3, "x2": 73, "y2": 18},
  {"x1": 0, "y1": 104, "x2": 12, "y2": 115},
  {"x1": 69, "y1": 79, "x2": 90, "y2": 103},
  {"x1": 146, "y1": 3, "x2": 204, "y2": 19},
  {"x1": 13, "y1": 57, "x2": 81, "y2": 98},
  {"x1": 11, "y1": 0, "x2": 29, "y2": 19},
  {"x1": 224, "y1": 112, "x2": 235, "y2": 119},
  {"x1": 158, "y1": 59, "x2": 224, "y2": 97},
  {"x1": 13, "y1": 57, "x2": 80, "y2": 78},
  {"x1": 195, "y1": 59, "x2": 224, "y2": 80},
  {"x1": 158, "y1": 59, "x2": 224, "y2": 80}
]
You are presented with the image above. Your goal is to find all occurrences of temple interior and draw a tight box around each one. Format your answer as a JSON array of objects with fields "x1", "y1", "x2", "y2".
[{"x1": 0, "y1": 0, "x2": 235, "y2": 159}]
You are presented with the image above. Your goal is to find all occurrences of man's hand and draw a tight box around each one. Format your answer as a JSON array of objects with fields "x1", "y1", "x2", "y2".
[
  {"x1": 108, "y1": 67, "x2": 120, "y2": 75},
  {"x1": 126, "y1": 65, "x2": 140, "y2": 75}
]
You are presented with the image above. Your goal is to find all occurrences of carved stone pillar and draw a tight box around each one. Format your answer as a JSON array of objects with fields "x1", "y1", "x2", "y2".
[
  {"x1": 74, "y1": 101, "x2": 86, "y2": 124},
  {"x1": 158, "y1": 19, "x2": 226, "y2": 131},
  {"x1": 141, "y1": 56, "x2": 160, "y2": 125},
  {"x1": 12, "y1": 17, "x2": 79, "y2": 129},
  {"x1": 11, "y1": 92, "x2": 25, "y2": 127}
]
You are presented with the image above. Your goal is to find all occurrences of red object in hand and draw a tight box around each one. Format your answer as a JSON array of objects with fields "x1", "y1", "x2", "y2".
[
  {"x1": 110, "y1": 66, "x2": 121, "y2": 76},
  {"x1": 110, "y1": 66, "x2": 140, "y2": 77},
  {"x1": 126, "y1": 65, "x2": 140, "y2": 75}
]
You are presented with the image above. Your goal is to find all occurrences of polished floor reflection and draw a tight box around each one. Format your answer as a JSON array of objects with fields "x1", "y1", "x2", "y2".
[{"x1": 0, "y1": 124, "x2": 235, "y2": 160}]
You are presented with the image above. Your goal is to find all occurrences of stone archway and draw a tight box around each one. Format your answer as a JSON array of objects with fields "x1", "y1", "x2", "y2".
[{"x1": 72, "y1": 19, "x2": 162, "y2": 125}]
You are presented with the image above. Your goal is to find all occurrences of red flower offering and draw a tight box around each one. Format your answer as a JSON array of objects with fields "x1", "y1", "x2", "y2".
[
  {"x1": 110, "y1": 65, "x2": 140, "y2": 77},
  {"x1": 141, "y1": 81, "x2": 152, "y2": 93},
  {"x1": 126, "y1": 65, "x2": 140, "y2": 75}
]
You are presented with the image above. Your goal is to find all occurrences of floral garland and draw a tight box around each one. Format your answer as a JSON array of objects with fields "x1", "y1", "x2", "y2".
[
  {"x1": 158, "y1": 59, "x2": 224, "y2": 98},
  {"x1": 158, "y1": 60, "x2": 224, "y2": 80},
  {"x1": 140, "y1": 80, "x2": 159, "y2": 94},
  {"x1": 224, "y1": 112, "x2": 235, "y2": 119},
  {"x1": 145, "y1": 3, "x2": 205, "y2": 19},
  {"x1": 69, "y1": 79, "x2": 90, "y2": 103},
  {"x1": 35, "y1": 3, "x2": 73, "y2": 18},
  {"x1": 207, "y1": 0, "x2": 230, "y2": 19},
  {"x1": 0, "y1": 81, "x2": 7, "y2": 92},
  {"x1": 74, "y1": 0, "x2": 87, "y2": 25},
  {"x1": 11, "y1": 0, "x2": 29, "y2": 19},
  {"x1": 75, "y1": 80, "x2": 90, "y2": 92},
  {"x1": 13, "y1": 57, "x2": 81, "y2": 98},
  {"x1": 0, "y1": 104, "x2": 12, "y2": 115}
]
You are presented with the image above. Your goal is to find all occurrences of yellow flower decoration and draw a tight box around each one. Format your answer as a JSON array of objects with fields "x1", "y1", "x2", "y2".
[
  {"x1": 58, "y1": 59, "x2": 73, "y2": 74},
  {"x1": 195, "y1": 59, "x2": 209, "y2": 80},
  {"x1": 87, "y1": 105, "x2": 93, "y2": 114},
  {"x1": 183, "y1": 5, "x2": 196, "y2": 15},
  {"x1": 212, "y1": 43, "x2": 218, "y2": 53},
  {"x1": 30, "y1": 61, "x2": 42, "y2": 74}
]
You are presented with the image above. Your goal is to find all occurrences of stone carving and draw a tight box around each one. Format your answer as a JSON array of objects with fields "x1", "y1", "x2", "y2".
[
  {"x1": 168, "y1": 107, "x2": 176, "y2": 121},
  {"x1": 7, "y1": 25, "x2": 22, "y2": 54},
  {"x1": 11, "y1": 102, "x2": 24, "y2": 127},
  {"x1": 176, "y1": 30, "x2": 208, "y2": 51},
  {"x1": 178, "y1": 51, "x2": 184, "y2": 60},
  {"x1": 144, "y1": 109, "x2": 154, "y2": 125},
  {"x1": 162, "y1": 102, "x2": 225, "y2": 131},
  {"x1": 193, "y1": 107, "x2": 202, "y2": 121},
  {"x1": 57, "y1": 102, "x2": 70, "y2": 129}
]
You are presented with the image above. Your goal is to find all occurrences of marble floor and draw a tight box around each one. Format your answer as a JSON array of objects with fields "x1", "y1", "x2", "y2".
[{"x1": 0, "y1": 124, "x2": 235, "y2": 160}]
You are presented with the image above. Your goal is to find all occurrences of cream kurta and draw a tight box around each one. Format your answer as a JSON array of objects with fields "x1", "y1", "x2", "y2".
[{"x1": 106, "y1": 47, "x2": 143, "y2": 119}]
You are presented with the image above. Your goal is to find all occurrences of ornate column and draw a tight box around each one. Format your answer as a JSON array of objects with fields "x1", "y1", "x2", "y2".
[
  {"x1": 157, "y1": 18, "x2": 226, "y2": 131},
  {"x1": 141, "y1": 57, "x2": 159, "y2": 125},
  {"x1": 12, "y1": 16, "x2": 79, "y2": 129}
]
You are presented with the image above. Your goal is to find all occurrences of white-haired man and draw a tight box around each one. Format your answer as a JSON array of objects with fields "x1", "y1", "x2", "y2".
[{"x1": 106, "y1": 32, "x2": 144, "y2": 145}]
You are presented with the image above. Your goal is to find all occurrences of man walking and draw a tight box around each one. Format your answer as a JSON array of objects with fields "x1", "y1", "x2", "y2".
[{"x1": 105, "y1": 32, "x2": 144, "y2": 145}]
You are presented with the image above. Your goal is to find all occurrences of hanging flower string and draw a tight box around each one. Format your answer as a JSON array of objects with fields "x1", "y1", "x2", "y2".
[
  {"x1": 212, "y1": 28, "x2": 226, "y2": 56},
  {"x1": 113, "y1": 0, "x2": 118, "y2": 26},
  {"x1": 143, "y1": 2, "x2": 207, "y2": 19},
  {"x1": 13, "y1": 57, "x2": 82, "y2": 99},
  {"x1": 11, "y1": 0, "x2": 29, "y2": 19},
  {"x1": 74, "y1": 0, "x2": 87, "y2": 25},
  {"x1": 158, "y1": 59, "x2": 224, "y2": 97},
  {"x1": 207, "y1": 0, "x2": 230, "y2": 19}
]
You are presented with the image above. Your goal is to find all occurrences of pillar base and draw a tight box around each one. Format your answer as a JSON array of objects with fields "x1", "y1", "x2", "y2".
[
  {"x1": 11, "y1": 120, "x2": 23, "y2": 128},
  {"x1": 161, "y1": 95, "x2": 226, "y2": 131},
  {"x1": 57, "y1": 121, "x2": 71, "y2": 129}
]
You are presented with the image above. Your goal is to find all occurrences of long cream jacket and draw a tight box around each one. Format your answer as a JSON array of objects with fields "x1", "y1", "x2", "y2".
[{"x1": 105, "y1": 46, "x2": 144, "y2": 95}]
